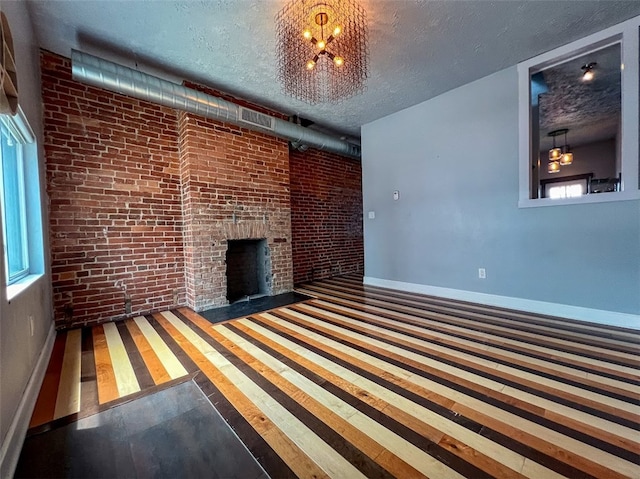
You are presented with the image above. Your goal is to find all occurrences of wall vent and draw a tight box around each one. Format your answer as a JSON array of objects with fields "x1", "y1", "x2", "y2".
[{"x1": 239, "y1": 107, "x2": 274, "y2": 131}]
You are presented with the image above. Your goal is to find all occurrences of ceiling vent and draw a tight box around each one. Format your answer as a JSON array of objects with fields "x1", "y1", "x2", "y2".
[{"x1": 239, "y1": 107, "x2": 274, "y2": 131}]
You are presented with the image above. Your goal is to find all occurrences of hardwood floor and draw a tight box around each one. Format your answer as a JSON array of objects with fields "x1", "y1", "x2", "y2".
[
  {"x1": 29, "y1": 316, "x2": 194, "y2": 431},
  {"x1": 26, "y1": 275, "x2": 640, "y2": 478},
  {"x1": 18, "y1": 382, "x2": 268, "y2": 479}
]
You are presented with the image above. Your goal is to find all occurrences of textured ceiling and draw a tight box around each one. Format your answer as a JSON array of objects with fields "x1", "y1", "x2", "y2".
[
  {"x1": 538, "y1": 43, "x2": 621, "y2": 151},
  {"x1": 25, "y1": 0, "x2": 640, "y2": 140}
]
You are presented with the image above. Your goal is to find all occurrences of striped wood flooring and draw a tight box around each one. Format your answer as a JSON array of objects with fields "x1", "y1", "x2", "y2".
[
  {"x1": 29, "y1": 316, "x2": 193, "y2": 430},
  {"x1": 28, "y1": 275, "x2": 640, "y2": 478}
]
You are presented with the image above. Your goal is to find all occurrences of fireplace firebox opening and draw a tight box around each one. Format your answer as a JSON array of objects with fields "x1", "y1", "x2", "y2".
[{"x1": 226, "y1": 239, "x2": 271, "y2": 303}]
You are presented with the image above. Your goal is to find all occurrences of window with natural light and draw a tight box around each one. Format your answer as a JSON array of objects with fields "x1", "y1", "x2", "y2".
[
  {"x1": 0, "y1": 107, "x2": 41, "y2": 287},
  {"x1": 548, "y1": 183, "x2": 584, "y2": 199}
]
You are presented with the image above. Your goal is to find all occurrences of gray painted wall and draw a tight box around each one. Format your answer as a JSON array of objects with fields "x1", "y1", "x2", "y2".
[
  {"x1": 0, "y1": 0, "x2": 53, "y2": 466},
  {"x1": 361, "y1": 66, "x2": 640, "y2": 316}
]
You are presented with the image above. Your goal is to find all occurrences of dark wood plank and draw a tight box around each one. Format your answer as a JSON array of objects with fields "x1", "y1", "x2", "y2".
[
  {"x1": 116, "y1": 321, "x2": 155, "y2": 391},
  {"x1": 79, "y1": 326, "x2": 98, "y2": 414},
  {"x1": 29, "y1": 332, "x2": 67, "y2": 428}
]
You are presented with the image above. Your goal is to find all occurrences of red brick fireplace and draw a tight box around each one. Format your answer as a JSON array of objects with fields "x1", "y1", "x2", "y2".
[{"x1": 178, "y1": 106, "x2": 293, "y2": 311}]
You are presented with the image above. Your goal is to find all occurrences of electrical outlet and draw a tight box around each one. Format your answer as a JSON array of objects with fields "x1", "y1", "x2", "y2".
[
  {"x1": 368, "y1": 211, "x2": 375, "y2": 219},
  {"x1": 478, "y1": 268, "x2": 486, "y2": 279},
  {"x1": 29, "y1": 315, "x2": 34, "y2": 336}
]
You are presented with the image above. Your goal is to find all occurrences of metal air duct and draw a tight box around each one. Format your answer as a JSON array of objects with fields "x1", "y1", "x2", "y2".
[{"x1": 71, "y1": 50, "x2": 361, "y2": 159}]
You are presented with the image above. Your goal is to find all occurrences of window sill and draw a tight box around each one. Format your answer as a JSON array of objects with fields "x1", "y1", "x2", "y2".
[
  {"x1": 6, "y1": 274, "x2": 44, "y2": 302},
  {"x1": 518, "y1": 189, "x2": 640, "y2": 208}
]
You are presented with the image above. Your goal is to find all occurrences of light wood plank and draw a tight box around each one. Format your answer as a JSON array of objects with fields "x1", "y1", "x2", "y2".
[
  {"x1": 92, "y1": 324, "x2": 119, "y2": 404},
  {"x1": 124, "y1": 318, "x2": 170, "y2": 385},
  {"x1": 53, "y1": 328, "x2": 82, "y2": 419},
  {"x1": 102, "y1": 322, "x2": 140, "y2": 398},
  {"x1": 133, "y1": 315, "x2": 188, "y2": 380}
]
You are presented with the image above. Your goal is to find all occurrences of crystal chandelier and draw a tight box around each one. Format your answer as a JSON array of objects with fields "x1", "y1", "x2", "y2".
[{"x1": 275, "y1": 0, "x2": 369, "y2": 104}]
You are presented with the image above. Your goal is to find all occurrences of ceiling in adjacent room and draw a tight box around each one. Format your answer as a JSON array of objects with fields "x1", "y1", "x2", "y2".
[{"x1": 25, "y1": 0, "x2": 640, "y2": 140}]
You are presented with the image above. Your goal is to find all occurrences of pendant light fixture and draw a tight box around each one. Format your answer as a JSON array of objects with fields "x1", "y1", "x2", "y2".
[
  {"x1": 547, "y1": 128, "x2": 573, "y2": 173},
  {"x1": 548, "y1": 129, "x2": 562, "y2": 173},
  {"x1": 559, "y1": 129, "x2": 573, "y2": 165},
  {"x1": 548, "y1": 159, "x2": 560, "y2": 174},
  {"x1": 581, "y1": 62, "x2": 597, "y2": 82}
]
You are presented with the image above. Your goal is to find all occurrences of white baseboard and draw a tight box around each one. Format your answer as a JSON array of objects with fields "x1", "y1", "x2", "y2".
[
  {"x1": 0, "y1": 322, "x2": 56, "y2": 478},
  {"x1": 364, "y1": 277, "x2": 640, "y2": 330}
]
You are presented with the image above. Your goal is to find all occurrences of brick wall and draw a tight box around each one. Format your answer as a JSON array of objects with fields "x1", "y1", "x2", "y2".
[
  {"x1": 178, "y1": 106, "x2": 293, "y2": 311},
  {"x1": 42, "y1": 52, "x2": 185, "y2": 328},
  {"x1": 43, "y1": 50, "x2": 359, "y2": 327},
  {"x1": 290, "y1": 148, "x2": 363, "y2": 283}
]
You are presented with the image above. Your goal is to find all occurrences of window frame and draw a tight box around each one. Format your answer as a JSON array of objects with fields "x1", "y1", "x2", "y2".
[
  {"x1": 0, "y1": 106, "x2": 36, "y2": 286},
  {"x1": 517, "y1": 15, "x2": 640, "y2": 208},
  {"x1": 540, "y1": 173, "x2": 593, "y2": 199}
]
